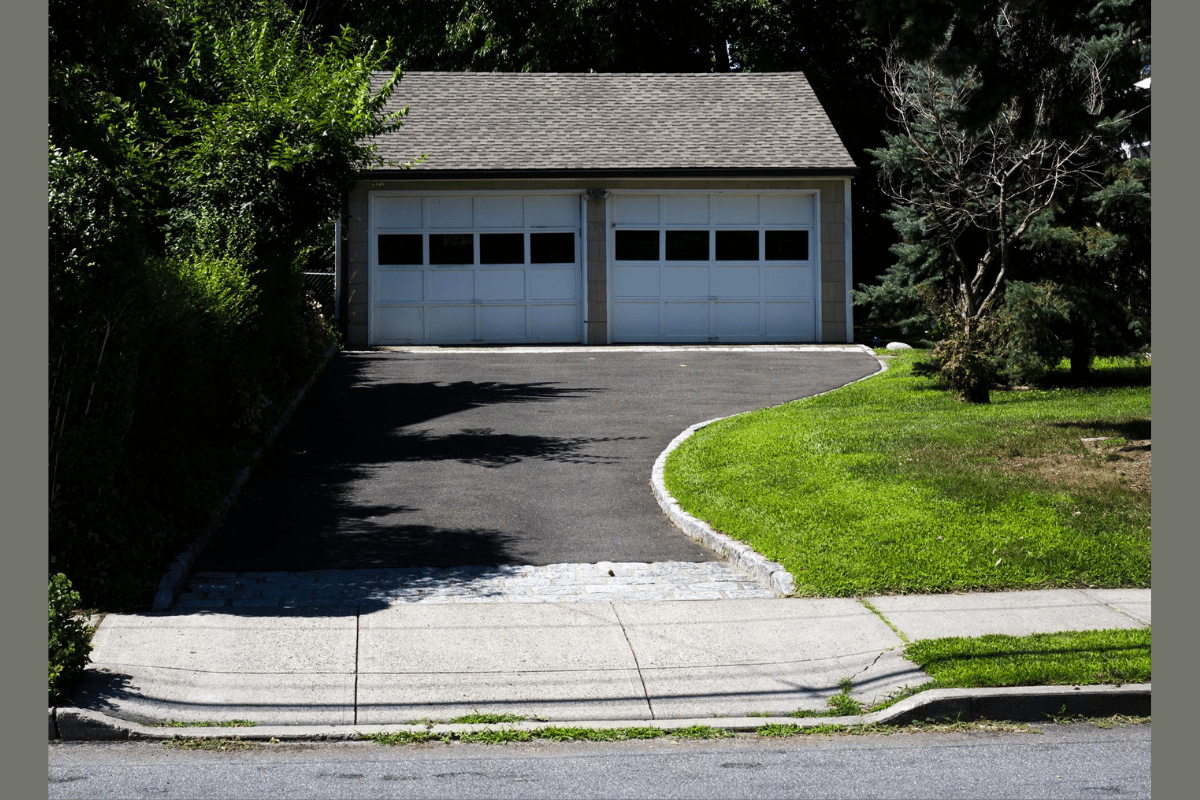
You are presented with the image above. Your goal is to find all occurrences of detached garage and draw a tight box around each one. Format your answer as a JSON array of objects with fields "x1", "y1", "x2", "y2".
[{"x1": 340, "y1": 72, "x2": 858, "y2": 347}]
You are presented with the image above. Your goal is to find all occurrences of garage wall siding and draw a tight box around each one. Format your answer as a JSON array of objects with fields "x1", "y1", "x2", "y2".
[
  {"x1": 586, "y1": 195, "x2": 607, "y2": 344},
  {"x1": 346, "y1": 178, "x2": 851, "y2": 347}
]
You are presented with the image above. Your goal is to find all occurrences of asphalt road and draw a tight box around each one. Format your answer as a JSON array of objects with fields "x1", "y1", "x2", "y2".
[
  {"x1": 193, "y1": 348, "x2": 880, "y2": 572},
  {"x1": 48, "y1": 722, "x2": 1152, "y2": 799}
]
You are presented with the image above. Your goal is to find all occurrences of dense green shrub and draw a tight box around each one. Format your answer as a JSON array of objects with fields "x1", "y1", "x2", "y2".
[
  {"x1": 49, "y1": 574, "x2": 92, "y2": 705},
  {"x1": 994, "y1": 281, "x2": 1073, "y2": 385},
  {"x1": 49, "y1": 0, "x2": 407, "y2": 607}
]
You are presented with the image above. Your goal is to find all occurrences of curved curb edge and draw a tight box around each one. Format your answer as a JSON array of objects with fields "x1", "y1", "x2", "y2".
[
  {"x1": 149, "y1": 344, "x2": 339, "y2": 612},
  {"x1": 50, "y1": 684, "x2": 1150, "y2": 741},
  {"x1": 650, "y1": 419, "x2": 795, "y2": 595},
  {"x1": 649, "y1": 344, "x2": 887, "y2": 596}
]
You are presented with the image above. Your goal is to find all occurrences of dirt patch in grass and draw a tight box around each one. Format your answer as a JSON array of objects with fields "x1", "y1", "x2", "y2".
[{"x1": 994, "y1": 438, "x2": 1150, "y2": 494}]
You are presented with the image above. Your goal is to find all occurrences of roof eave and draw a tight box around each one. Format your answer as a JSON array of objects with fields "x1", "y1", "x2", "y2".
[{"x1": 362, "y1": 166, "x2": 861, "y2": 181}]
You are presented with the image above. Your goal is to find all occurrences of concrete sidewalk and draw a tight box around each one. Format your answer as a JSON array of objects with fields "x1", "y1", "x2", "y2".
[{"x1": 59, "y1": 588, "x2": 1150, "y2": 737}]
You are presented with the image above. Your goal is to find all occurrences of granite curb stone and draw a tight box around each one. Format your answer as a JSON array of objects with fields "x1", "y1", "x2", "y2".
[{"x1": 649, "y1": 344, "x2": 885, "y2": 596}]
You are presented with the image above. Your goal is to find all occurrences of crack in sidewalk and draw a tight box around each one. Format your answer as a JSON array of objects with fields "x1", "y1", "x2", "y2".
[{"x1": 611, "y1": 604, "x2": 655, "y2": 720}]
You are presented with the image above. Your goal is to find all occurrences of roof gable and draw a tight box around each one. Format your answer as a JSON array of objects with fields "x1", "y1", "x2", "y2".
[{"x1": 368, "y1": 72, "x2": 858, "y2": 177}]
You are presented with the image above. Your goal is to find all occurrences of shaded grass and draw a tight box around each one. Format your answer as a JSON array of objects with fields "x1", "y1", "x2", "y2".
[
  {"x1": 663, "y1": 350, "x2": 1150, "y2": 596},
  {"x1": 905, "y1": 628, "x2": 1151, "y2": 688}
]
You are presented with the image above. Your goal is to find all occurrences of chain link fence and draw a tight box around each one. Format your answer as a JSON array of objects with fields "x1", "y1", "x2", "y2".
[{"x1": 304, "y1": 271, "x2": 336, "y2": 319}]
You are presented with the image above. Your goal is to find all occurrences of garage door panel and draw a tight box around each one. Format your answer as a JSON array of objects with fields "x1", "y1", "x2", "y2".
[
  {"x1": 376, "y1": 270, "x2": 424, "y2": 303},
  {"x1": 375, "y1": 306, "x2": 424, "y2": 341},
  {"x1": 476, "y1": 196, "x2": 524, "y2": 228},
  {"x1": 612, "y1": 195, "x2": 659, "y2": 225},
  {"x1": 531, "y1": 304, "x2": 581, "y2": 340},
  {"x1": 476, "y1": 269, "x2": 526, "y2": 301},
  {"x1": 765, "y1": 301, "x2": 814, "y2": 337},
  {"x1": 428, "y1": 306, "x2": 476, "y2": 340},
  {"x1": 524, "y1": 195, "x2": 578, "y2": 227},
  {"x1": 376, "y1": 197, "x2": 423, "y2": 229},
  {"x1": 711, "y1": 195, "x2": 759, "y2": 224},
  {"x1": 764, "y1": 265, "x2": 812, "y2": 297},
  {"x1": 427, "y1": 197, "x2": 473, "y2": 228},
  {"x1": 663, "y1": 302, "x2": 709, "y2": 336},
  {"x1": 371, "y1": 192, "x2": 583, "y2": 345},
  {"x1": 715, "y1": 302, "x2": 761, "y2": 336},
  {"x1": 479, "y1": 305, "x2": 527, "y2": 340},
  {"x1": 663, "y1": 195, "x2": 709, "y2": 224},
  {"x1": 614, "y1": 266, "x2": 660, "y2": 298},
  {"x1": 662, "y1": 266, "x2": 710, "y2": 298},
  {"x1": 428, "y1": 270, "x2": 474, "y2": 302},
  {"x1": 712, "y1": 266, "x2": 759, "y2": 297},
  {"x1": 613, "y1": 303, "x2": 660, "y2": 338},
  {"x1": 609, "y1": 192, "x2": 816, "y2": 343},
  {"x1": 760, "y1": 194, "x2": 813, "y2": 224},
  {"x1": 530, "y1": 268, "x2": 579, "y2": 300}
]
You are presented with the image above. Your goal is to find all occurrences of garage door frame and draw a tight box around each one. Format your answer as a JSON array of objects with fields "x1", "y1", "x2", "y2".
[
  {"x1": 604, "y1": 189, "x2": 822, "y2": 344},
  {"x1": 368, "y1": 189, "x2": 588, "y2": 345}
]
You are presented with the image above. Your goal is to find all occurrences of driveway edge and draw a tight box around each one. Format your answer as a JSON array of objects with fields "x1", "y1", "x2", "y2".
[
  {"x1": 650, "y1": 421, "x2": 796, "y2": 594},
  {"x1": 50, "y1": 684, "x2": 1150, "y2": 741},
  {"x1": 649, "y1": 345, "x2": 886, "y2": 595},
  {"x1": 149, "y1": 344, "x2": 339, "y2": 612}
]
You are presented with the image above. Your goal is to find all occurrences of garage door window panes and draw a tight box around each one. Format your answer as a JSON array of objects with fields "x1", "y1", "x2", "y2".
[
  {"x1": 715, "y1": 230, "x2": 759, "y2": 261},
  {"x1": 666, "y1": 231, "x2": 709, "y2": 261},
  {"x1": 378, "y1": 234, "x2": 422, "y2": 265},
  {"x1": 615, "y1": 230, "x2": 660, "y2": 261},
  {"x1": 480, "y1": 233, "x2": 524, "y2": 264},
  {"x1": 530, "y1": 232, "x2": 575, "y2": 263},
  {"x1": 429, "y1": 233, "x2": 473, "y2": 264},
  {"x1": 766, "y1": 230, "x2": 809, "y2": 261}
]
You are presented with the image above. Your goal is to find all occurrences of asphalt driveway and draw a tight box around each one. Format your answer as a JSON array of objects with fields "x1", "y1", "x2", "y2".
[{"x1": 193, "y1": 347, "x2": 880, "y2": 572}]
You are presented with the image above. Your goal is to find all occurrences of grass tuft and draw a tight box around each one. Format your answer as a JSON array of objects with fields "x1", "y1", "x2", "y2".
[
  {"x1": 448, "y1": 712, "x2": 527, "y2": 725},
  {"x1": 155, "y1": 719, "x2": 256, "y2": 728},
  {"x1": 162, "y1": 736, "x2": 261, "y2": 751}
]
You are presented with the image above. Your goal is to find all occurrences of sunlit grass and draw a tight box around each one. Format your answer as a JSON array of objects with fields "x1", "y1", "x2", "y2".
[
  {"x1": 663, "y1": 350, "x2": 1150, "y2": 595},
  {"x1": 905, "y1": 628, "x2": 1151, "y2": 688}
]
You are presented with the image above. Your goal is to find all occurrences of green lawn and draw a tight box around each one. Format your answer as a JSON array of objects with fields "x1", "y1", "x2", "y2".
[
  {"x1": 904, "y1": 628, "x2": 1151, "y2": 688},
  {"x1": 663, "y1": 351, "x2": 1150, "y2": 596}
]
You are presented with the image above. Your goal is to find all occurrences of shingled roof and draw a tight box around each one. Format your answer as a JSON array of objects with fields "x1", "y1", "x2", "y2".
[{"x1": 367, "y1": 72, "x2": 858, "y2": 178}]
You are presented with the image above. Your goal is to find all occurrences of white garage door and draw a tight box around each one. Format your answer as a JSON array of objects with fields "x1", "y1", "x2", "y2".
[
  {"x1": 370, "y1": 194, "x2": 583, "y2": 345},
  {"x1": 610, "y1": 192, "x2": 818, "y2": 343}
]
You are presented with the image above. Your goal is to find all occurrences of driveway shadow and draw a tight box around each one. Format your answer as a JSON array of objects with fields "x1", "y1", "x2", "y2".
[{"x1": 194, "y1": 355, "x2": 611, "y2": 576}]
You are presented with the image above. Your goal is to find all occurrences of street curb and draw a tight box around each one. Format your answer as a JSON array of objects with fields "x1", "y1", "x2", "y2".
[
  {"x1": 50, "y1": 684, "x2": 1150, "y2": 741},
  {"x1": 150, "y1": 344, "x2": 338, "y2": 611},
  {"x1": 649, "y1": 344, "x2": 886, "y2": 596}
]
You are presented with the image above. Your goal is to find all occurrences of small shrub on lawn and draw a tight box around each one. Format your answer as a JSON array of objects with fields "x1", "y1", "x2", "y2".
[{"x1": 49, "y1": 573, "x2": 92, "y2": 705}]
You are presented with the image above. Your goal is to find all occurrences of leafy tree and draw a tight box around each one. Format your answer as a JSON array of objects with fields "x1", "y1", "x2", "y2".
[
  {"x1": 856, "y1": 0, "x2": 1149, "y2": 142},
  {"x1": 857, "y1": 1, "x2": 1147, "y2": 400},
  {"x1": 1007, "y1": 156, "x2": 1150, "y2": 381},
  {"x1": 48, "y1": 0, "x2": 409, "y2": 605}
]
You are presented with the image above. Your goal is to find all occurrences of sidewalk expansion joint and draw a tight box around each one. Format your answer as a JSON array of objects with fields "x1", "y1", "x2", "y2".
[{"x1": 353, "y1": 605, "x2": 361, "y2": 727}]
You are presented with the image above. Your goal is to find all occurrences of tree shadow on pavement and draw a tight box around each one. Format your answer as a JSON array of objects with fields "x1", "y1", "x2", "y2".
[{"x1": 192, "y1": 354, "x2": 612, "y2": 576}]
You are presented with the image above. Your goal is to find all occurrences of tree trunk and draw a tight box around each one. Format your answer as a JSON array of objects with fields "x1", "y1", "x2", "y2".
[
  {"x1": 957, "y1": 377, "x2": 991, "y2": 403},
  {"x1": 1069, "y1": 317, "x2": 1092, "y2": 382}
]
